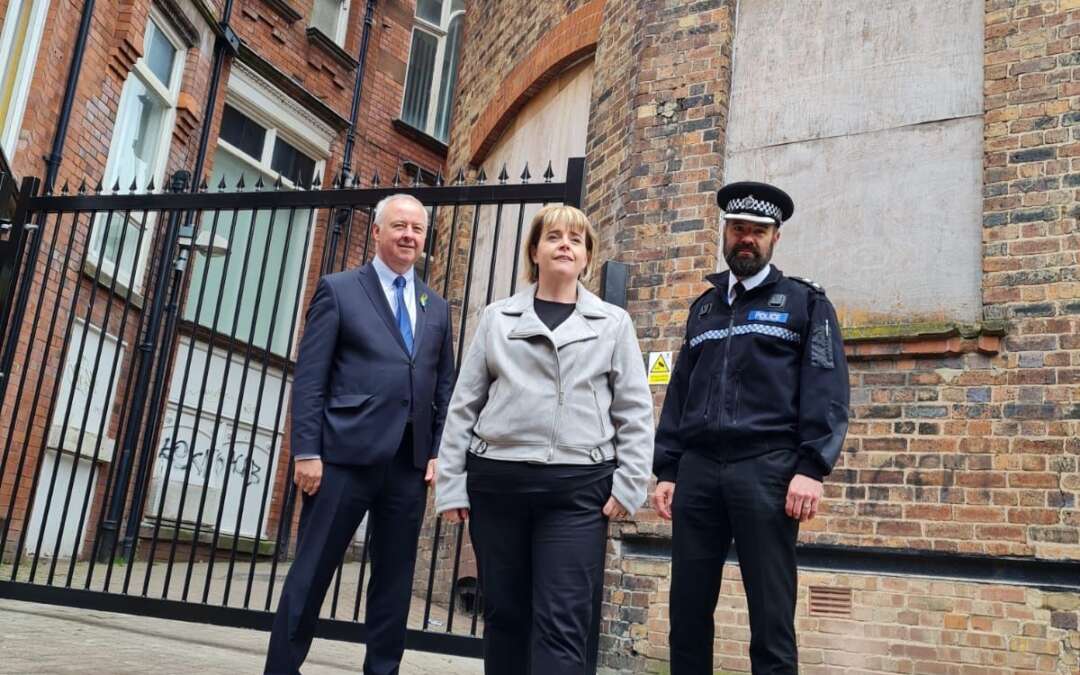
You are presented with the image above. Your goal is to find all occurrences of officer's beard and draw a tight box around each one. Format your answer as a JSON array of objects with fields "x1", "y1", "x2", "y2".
[{"x1": 724, "y1": 241, "x2": 773, "y2": 278}]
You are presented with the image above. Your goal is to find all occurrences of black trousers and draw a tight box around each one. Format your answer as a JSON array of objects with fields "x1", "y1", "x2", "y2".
[
  {"x1": 468, "y1": 476, "x2": 611, "y2": 675},
  {"x1": 669, "y1": 449, "x2": 800, "y2": 675},
  {"x1": 265, "y1": 431, "x2": 426, "y2": 675}
]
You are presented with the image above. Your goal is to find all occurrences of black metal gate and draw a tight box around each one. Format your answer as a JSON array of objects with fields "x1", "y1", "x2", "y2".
[{"x1": 0, "y1": 157, "x2": 585, "y2": 657}]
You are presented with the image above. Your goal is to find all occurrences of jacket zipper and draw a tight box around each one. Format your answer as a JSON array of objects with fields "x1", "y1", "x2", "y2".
[
  {"x1": 592, "y1": 385, "x2": 607, "y2": 436},
  {"x1": 548, "y1": 336, "x2": 562, "y2": 461}
]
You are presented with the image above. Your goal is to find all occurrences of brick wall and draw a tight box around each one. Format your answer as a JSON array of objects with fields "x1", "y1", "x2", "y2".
[
  {"x1": 610, "y1": 551, "x2": 1079, "y2": 674},
  {"x1": 442, "y1": 0, "x2": 1079, "y2": 672}
]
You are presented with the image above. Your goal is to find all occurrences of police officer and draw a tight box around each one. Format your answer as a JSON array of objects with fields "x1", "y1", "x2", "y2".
[{"x1": 653, "y1": 181, "x2": 850, "y2": 674}]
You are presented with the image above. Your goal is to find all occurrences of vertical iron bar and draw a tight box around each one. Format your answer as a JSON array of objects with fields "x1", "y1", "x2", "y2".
[
  {"x1": 242, "y1": 205, "x2": 316, "y2": 609},
  {"x1": 444, "y1": 523, "x2": 466, "y2": 633},
  {"x1": 70, "y1": 207, "x2": 155, "y2": 588},
  {"x1": 329, "y1": 559, "x2": 344, "y2": 619},
  {"x1": 264, "y1": 454, "x2": 296, "y2": 610},
  {"x1": 201, "y1": 203, "x2": 285, "y2": 604},
  {"x1": 421, "y1": 517, "x2": 442, "y2": 631},
  {"x1": 179, "y1": 200, "x2": 261, "y2": 601},
  {"x1": 440, "y1": 203, "x2": 461, "y2": 298},
  {"x1": 221, "y1": 204, "x2": 300, "y2": 605},
  {"x1": 121, "y1": 211, "x2": 191, "y2": 594},
  {"x1": 508, "y1": 202, "x2": 527, "y2": 296},
  {"x1": 483, "y1": 203, "x2": 503, "y2": 306},
  {"x1": 96, "y1": 182, "x2": 187, "y2": 570},
  {"x1": 140, "y1": 205, "x2": 226, "y2": 597},
  {"x1": 2, "y1": 208, "x2": 83, "y2": 574},
  {"x1": 43, "y1": 205, "x2": 138, "y2": 583},
  {"x1": 0, "y1": 177, "x2": 42, "y2": 398},
  {"x1": 351, "y1": 521, "x2": 374, "y2": 621},
  {"x1": 162, "y1": 205, "x2": 242, "y2": 598},
  {"x1": 360, "y1": 205, "x2": 374, "y2": 264}
]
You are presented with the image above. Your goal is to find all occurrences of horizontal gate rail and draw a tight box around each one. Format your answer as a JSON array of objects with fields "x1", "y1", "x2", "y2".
[
  {"x1": 0, "y1": 580, "x2": 483, "y2": 657},
  {"x1": 24, "y1": 168, "x2": 584, "y2": 213}
]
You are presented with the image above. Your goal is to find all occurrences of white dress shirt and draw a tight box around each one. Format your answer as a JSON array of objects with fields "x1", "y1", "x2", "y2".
[
  {"x1": 372, "y1": 254, "x2": 417, "y2": 333},
  {"x1": 727, "y1": 263, "x2": 772, "y2": 305}
]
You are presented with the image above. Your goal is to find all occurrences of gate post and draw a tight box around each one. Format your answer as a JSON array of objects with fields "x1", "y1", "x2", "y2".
[
  {"x1": 0, "y1": 175, "x2": 43, "y2": 404},
  {"x1": 95, "y1": 170, "x2": 190, "y2": 563}
]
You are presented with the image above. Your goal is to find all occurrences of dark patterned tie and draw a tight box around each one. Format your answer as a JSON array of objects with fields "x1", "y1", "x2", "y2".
[{"x1": 731, "y1": 281, "x2": 746, "y2": 305}]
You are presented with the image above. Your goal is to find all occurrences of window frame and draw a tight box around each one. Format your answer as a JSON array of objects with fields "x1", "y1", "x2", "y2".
[
  {"x1": 0, "y1": 0, "x2": 52, "y2": 156},
  {"x1": 87, "y1": 9, "x2": 187, "y2": 296},
  {"x1": 401, "y1": 0, "x2": 464, "y2": 142},
  {"x1": 309, "y1": 0, "x2": 351, "y2": 46},
  {"x1": 185, "y1": 64, "x2": 333, "y2": 361}
]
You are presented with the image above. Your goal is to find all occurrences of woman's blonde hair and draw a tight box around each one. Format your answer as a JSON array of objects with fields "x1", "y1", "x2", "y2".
[{"x1": 522, "y1": 204, "x2": 598, "y2": 284}]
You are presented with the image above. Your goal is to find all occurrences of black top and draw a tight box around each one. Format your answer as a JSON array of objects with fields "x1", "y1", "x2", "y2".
[
  {"x1": 467, "y1": 454, "x2": 615, "y2": 494},
  {"x1": 534, "y1": 297, "x2": 576, "y2": 331}
]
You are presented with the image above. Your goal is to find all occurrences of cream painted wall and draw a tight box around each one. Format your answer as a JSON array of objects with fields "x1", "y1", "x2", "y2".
[{"x1": 459, "y1": 59, "x2": 594, "y2": 338}]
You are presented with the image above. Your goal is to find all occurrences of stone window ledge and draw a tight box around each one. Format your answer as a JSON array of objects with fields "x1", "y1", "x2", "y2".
[
  {"x1": 259, "y1": 0, "x2": 302, "y2": 23},
  {"x1": 842, "y1": 321, "x2": 1007, "y2": 360},
  {"x1": 306, "y1": 27, "x2": 358, "y2": 71},
  {"x1": 391, "y1": 119, "x2": 449, "y2": 158}
]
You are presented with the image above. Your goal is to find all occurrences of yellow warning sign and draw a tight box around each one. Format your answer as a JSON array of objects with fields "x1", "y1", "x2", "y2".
[{"x1": 648, "y1": 351, "x2": 673, "y2": 386}]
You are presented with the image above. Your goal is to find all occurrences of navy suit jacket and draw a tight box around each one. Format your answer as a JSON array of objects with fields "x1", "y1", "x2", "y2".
[{"x1": 289, "y1": 263, "x2": 455, "y2": 469}]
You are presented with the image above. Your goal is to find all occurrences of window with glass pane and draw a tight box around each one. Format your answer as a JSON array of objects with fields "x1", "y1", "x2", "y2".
[
  {"x1": 311, "y1": 0, "x2": 345, "y2": 40},
  {"x1": 144, "y1": 22, "x2": 176, "y2": 88},
  {"x1": 0, "y1": 0, "x2": 34, "y2": 124},
  {"x1": 271, "y1": 137, "x2": 316, "y2": 187},
  {"x1": 184, "y1": 148, "x2": 313, "y2": 357},
  {"x1": 0, "y1": 0, "x2": 50, "y2": 155},
  {"x1": 434, "y1": 14, "x2": 462, "y2": 142},
  {"x1": 95, "y1": 74, "x2": 168, "y2": 282},
  {"x1": 415, "y1": 0, "x2": 441, "y2": 24},
  {"x1": 401, "y1": 29, "x2": 437, "y2": 132},
  {"x1": 220, "y1": 105, "x2": 266, "y2": 160},
  {"x1": 401, "y1": 2, "x2": 463, "y2": 143}
]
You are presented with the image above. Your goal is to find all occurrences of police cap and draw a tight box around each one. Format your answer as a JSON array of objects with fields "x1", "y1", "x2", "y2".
[{"x1": 716, "y1": 181, "x2": 794, "y2": 226}]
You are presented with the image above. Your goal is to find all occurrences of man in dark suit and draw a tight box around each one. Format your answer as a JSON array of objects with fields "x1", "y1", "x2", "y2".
[{"x1": 265, "y1": 194, "x2": 455, "y2": 675}]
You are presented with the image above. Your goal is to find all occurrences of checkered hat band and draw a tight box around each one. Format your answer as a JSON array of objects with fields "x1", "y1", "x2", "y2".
[
  {"x1": 725, "y1": 195, "x2": 783, "y2": 221},
  {"x1": 690, "y1": 323, "x2": 801, "y2": 348}
]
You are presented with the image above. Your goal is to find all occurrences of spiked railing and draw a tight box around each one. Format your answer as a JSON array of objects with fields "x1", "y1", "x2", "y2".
[{"x1": 0, "y1": 156, "x2": 586, "y2": 659}]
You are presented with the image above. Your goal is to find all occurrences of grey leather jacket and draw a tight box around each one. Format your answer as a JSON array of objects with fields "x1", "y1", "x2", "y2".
[{"x1": 435, "y1": 284, "x2": 654, "y2": 515}]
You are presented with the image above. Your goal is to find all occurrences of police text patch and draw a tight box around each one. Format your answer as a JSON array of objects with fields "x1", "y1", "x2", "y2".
[{"x1": 748, "y1": 310, "x2": 789, "y2": 324}]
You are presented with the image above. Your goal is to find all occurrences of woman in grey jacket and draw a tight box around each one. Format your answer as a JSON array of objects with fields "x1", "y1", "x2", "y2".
[{"x1": 435, "y1": 205, "x2": 654, "y2": 674}]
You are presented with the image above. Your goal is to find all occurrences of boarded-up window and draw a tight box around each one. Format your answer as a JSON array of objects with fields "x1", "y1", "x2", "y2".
[{"x1": 723, "y1": 0, "x2": 983, "y2": 325}]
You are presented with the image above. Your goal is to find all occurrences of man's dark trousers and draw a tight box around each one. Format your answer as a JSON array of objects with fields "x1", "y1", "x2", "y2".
[
  {"x1": 669, "y1": 449, "x2": 800, "y2": 675},
  {"x1": 265, "y1": 428, "x2": 426, "y2": 675}
]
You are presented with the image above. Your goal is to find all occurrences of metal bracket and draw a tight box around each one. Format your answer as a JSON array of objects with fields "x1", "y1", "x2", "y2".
[{"x1": 219, "y1": 24, "x2": 241, "y2": 55}]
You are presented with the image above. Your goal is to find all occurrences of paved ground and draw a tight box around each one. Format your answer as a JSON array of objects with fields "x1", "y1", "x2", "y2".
[{"x1": 0, "y1": 598, "x2": 483, "y2": 674}]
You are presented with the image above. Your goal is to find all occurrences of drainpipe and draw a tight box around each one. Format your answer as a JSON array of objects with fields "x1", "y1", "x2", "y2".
[
  {"x1": 42, "y1": 0, "x2": 96, "y2": 191},
  {"x1": 321, "y1": 0, "x2": 378, "y2": 275},
  {"x1": 98, "y1": 0, "x2": 240, "y2": 562}
]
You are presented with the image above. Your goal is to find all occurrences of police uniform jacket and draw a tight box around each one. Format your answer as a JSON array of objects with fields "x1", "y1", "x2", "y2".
[{"x1": 653, "y1": 266, "x2": 850, "y2": 483}]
